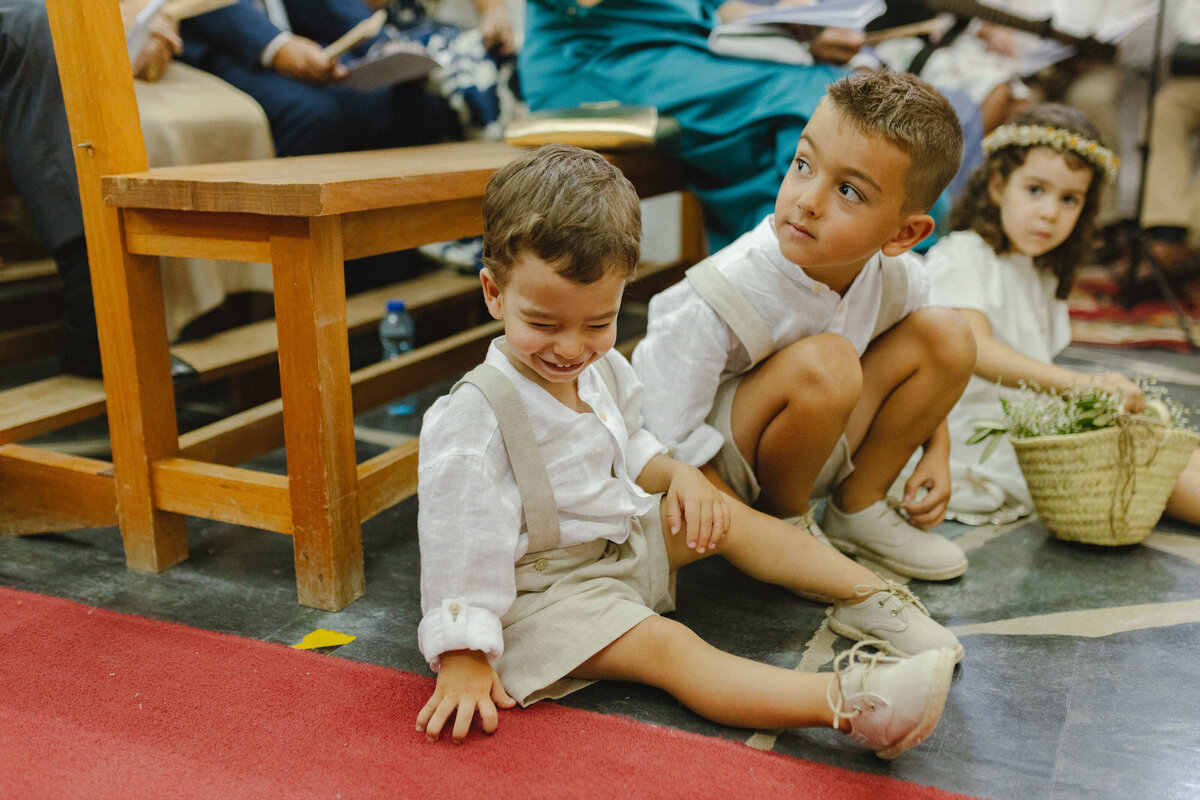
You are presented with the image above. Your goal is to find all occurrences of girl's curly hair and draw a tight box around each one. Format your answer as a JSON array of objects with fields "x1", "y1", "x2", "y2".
[{"x1": 948, "y1": 104, "x2": 1108, "y2": 299}]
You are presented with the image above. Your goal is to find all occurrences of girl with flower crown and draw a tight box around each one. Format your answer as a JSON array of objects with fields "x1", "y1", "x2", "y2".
[{"x1": 921, "y1": 103, "x2": 1200, "y2": 526}]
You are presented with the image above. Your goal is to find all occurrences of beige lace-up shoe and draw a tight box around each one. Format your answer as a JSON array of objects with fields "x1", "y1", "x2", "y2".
[
  {"x1": 826, "y1": 579, "x2": 964, "y2": 662},
  {"x1": 822, "y1": 498, "x2": 968, "y2": 581},
  {"x1": 828, "y1": 641, "x2": 956, "y2": 759}
]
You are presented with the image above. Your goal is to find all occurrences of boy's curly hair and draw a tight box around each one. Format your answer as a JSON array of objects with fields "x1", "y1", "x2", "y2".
[
  {"x1": 949, "y1": 104, "x2": 1107, "y2": 299},
  {"x1": 482, "y1": 143, "x2": 641, "y2": 287},
  {"x1": 826, "y1": 70, "x2": 963, "y2": 214}
]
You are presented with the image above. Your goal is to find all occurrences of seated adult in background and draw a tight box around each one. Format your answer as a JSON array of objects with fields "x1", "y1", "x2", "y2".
[
  {"x1": 518, "y1": 0, "x2": 983, "y2": 250},
  {"x1": 1137, "y1": 0, "x2": 1200, "y2": 283},
  {"x1": 179, "y1": 0, "x2": 460, "y2": 157},
  {"x1": 0, "y1": 0, "x2": 251, "y2": 377},
  {"x1": 121, "y1": 0, "x2": 279, "y2": 343},
  {"x1": 373, "y1": 0, "x2": 521, "y2": 140}
]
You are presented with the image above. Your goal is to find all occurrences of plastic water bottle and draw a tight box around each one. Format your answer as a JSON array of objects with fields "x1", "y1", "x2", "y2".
[
  {"x1": 379, "y1": 299, "x2": 416, "y2": 415},
  {"x1": 379, "y1": 299, "x2": 415, "y2": 359}
]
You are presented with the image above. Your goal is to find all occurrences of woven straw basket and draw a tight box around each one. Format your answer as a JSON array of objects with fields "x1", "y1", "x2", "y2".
[{"x1": 1012, "y1": 417, "x2": 1199, "y2": 545}]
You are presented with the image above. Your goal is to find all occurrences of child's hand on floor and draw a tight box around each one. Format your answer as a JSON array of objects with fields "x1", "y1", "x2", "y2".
[
  {"x1": 417, "y1": 650, "x2": 516, "y2": 743},
  {"x1": 665, "y1": 464, "x2": 731, "y2": 553},
  {"x1": 902, "y1": 455, "x2": 951, "y2": 529}
]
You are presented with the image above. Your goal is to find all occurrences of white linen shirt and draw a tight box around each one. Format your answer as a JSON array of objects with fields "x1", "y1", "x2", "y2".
[
  {"x1": 416, "y1": 339, "x2": 667, "y2": 671},
  {"x1": 632, "y1": 215, "x2": 930, "y2": 467},
  {"x1": 924, "y1": 230, "x2": 1071, "y2": 506}
]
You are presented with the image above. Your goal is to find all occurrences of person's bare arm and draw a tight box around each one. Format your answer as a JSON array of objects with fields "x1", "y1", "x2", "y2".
[{"x1": 958, "y1": 308, "x2": 1145, "y2": 411}]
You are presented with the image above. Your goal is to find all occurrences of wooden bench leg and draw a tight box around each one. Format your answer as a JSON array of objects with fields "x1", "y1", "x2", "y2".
[
  {"x1": 48, "y1": 2, "x2": 188, "y2": 572},
  {"x1": 102, "y1": 227, "x2": 191, "y2": 571},
  {"x1": 271, "y1": 217, "x2": 364, "y2": 611}
]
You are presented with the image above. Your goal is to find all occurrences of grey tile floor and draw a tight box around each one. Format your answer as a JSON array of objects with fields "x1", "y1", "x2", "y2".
[{"x1": 1, "y1": 342, "x2": 1198, "y2": 800}]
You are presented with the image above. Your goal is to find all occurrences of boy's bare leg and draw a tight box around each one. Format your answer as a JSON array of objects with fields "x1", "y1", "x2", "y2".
[
  {"x1": 834, "y1": 307, "x2": 974, "y2": 513},
  {"x1": 572, "y1": 614, "x2": 838, "y2": 730},
  {"x1": 1166, "y1": 449, "x2": 1200, "y2": 525},
  {"x1": 666, "y1": 494, "x2": 883, "y2": 599},
  {"x1": 729, "y1": 333, "x2": 861, "y2": 518},
  {"x1": 569, "y1": 501, "x2": 960, "y2": 744}
]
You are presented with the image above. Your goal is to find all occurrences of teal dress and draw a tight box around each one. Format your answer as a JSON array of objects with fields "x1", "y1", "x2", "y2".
[{"x1": 519, "y1": 0, "x2": 847, "y2": 249}]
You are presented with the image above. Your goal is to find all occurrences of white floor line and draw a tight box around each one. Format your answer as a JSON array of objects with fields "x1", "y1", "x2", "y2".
[
  {"x1": 1142, "y1": 530, "x2": 1200, "y2": 567},
  {"x1": 352, "y1": 426, "x2": 415, "y2": 449},
  {"x1": 950, "y1": 598, "x2": 1200, "y2": 638},
  {"x1": 955, "y1": 517, "x2": 1029, "y2": 554}
]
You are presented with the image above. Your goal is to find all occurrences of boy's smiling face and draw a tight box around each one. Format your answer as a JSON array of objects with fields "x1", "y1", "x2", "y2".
[
  {"x1": 774, "y1": 99, "x2": 934, "y2": 291},
  {"x1": 481, "y1": 251, "x2": 625, "y2": 403}
]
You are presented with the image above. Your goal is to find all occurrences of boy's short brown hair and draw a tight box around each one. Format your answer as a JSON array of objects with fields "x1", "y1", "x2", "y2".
[
  {"x1": 826, "y1": 70, "x2": 963, "y2": 214},
  {"x1": 482, "y1": 143, "x2": 642, "y2": 286}
]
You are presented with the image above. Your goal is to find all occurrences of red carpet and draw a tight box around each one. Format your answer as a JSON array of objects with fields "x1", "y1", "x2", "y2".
[
  {"x1": 1068, "y1": 264, "x2": 1200, "y2": 351},
  {"x1": 0, "y1": 586, "x2": 982, "y2": 800}
]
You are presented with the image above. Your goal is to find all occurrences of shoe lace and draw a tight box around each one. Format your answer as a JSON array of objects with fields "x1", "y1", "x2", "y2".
[
  {"x1": 852, "y1": 578, "x2": 929, "y2": 618},
  {"x1": 794, "y1": 502, "x2": 820, "y2": 534},
  {"x1": 881, "y1": 497, "x2": 909, "y2": 526},
  {"x1": 827, "y1": 639, "x2": 890, "y2": 728}
]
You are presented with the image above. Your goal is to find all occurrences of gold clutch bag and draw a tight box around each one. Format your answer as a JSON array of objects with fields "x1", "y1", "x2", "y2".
[{"x1": 504, "y1": 104, "x2": 681, "y2": 149}]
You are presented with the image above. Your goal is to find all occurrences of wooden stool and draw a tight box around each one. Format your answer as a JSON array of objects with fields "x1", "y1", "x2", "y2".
[{"x1": 2, "y1": 0, "x2": 705, "y2": 610}]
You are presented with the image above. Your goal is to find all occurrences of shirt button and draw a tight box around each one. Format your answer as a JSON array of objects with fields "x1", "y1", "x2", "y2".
[
  {"x1": 566, "y1": 5, "x2": 576, "y2": 13},
  {"x1": 534, "y1": 557, "x2": 548, "y2": 571},
  {"x1": 448, "y1": 601, "x2": 461, "y2": 620},
  {"x1": 599, "y1": 411, "x2": 608, "y2": 421}
]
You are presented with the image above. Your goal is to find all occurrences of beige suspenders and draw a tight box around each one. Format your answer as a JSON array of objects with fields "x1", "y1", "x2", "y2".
[
  {"x1": 685, "y1": 260, "x2": 774, "y2": 368},
  {"x1": 454, "y1": 364, "x2": 562, "y2": 554},
  {"x1": 685, "y1": 255, "x2": 910, "y2": 354},
  {"x1": 452, "y1": 354, "x2": 623, "y2": 555}
]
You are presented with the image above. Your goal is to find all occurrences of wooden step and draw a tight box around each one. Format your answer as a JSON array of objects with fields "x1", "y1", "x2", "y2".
[{"x1": 0, "y1": 256, "x2": 688, "y2": 447}]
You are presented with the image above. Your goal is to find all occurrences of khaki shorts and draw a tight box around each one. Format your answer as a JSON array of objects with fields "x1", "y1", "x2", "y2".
[
  {"x1": 707, "y1": 376, "x2": 856, "y2": 505},
  {"x1": 496, "y1": 500, "x2": 676, "y2": 706}
]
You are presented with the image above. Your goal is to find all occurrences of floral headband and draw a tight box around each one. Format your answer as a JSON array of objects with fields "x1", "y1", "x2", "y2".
[{"x1": 982, "y1": 124, "x2": 1119, "y2": 183}]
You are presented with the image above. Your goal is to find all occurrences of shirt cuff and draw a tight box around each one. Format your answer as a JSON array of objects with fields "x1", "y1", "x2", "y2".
[
  {"x1": 418, "y1": 598, "x2": 504, "y2": 671},
  {"x1": 671, "y1": 424, "x2": 726, "y2": 469},
  {"x1": 626, "y1": 429, "x2": 670, "y2": 481},
  {"x1": 261, "y1": 31, "x2": 294, "y2": 68}
]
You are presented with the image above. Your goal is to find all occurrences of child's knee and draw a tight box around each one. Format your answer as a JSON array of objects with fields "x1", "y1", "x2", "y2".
[
  {"x1": 903, "y1": 307, "x2": 976, "y2": 376},
  {"x1": 776, "y1": 334, "x2": 862, "y2": 408}
]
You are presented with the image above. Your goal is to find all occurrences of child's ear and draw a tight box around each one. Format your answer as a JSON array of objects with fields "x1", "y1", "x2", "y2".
[
  {"x1": 480, "y1": 267, "x2": 504, "y2": 321},
  {"x1": 987, "y1": 171, "x2": 1006, "y2": 206},
  {"x1": 880, "y1": 213, "x2": 936, "y2": 257}
]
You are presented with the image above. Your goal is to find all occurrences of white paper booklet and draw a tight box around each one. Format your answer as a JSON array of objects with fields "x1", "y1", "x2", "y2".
[{"x1": 708, "y1": 0, "x2": 887, "y2": 64}]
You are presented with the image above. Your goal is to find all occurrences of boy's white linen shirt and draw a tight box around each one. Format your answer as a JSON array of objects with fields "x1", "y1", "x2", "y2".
[
  {"x1": 633, "y1": 215, "x2": 930, "y2": 468},
  {"x1": 417, "y1": 339, "x2": 667, "y2": 671}
]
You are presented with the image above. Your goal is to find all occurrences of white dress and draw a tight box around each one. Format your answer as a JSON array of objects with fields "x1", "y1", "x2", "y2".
[{"x1": 924, "y1": 231, "x2": 1072, "y2": 522}]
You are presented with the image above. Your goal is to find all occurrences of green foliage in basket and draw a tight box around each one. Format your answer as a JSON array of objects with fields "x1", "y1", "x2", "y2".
[{"x1": 968, "y1": 377, "x2": 1197, "y2": 463}]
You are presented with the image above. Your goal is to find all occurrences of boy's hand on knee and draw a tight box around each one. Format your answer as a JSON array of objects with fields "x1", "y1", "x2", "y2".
[
  {"x1": 666, "y1": 464, "x2": 732, "y2": 553},
  {"x1": 416, "y1": 650, "x2": 515, "y2": 744}
]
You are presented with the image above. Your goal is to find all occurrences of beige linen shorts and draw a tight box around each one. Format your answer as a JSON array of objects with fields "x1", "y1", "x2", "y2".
[
  {"x1": 496, "y1": 500, "x2": 676, "y2": 706},
  {"x1": 707, "y1": 376, "x2": 856, "y2": 505}
]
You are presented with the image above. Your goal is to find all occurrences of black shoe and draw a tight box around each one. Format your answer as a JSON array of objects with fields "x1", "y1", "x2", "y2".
[{"x1": 62, "y1": 352, "x2": 201, "y2": 391}]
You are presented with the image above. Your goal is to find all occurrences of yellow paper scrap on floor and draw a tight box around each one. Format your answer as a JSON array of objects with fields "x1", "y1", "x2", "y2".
[{"x1": 292, "y1": 629, "x2": 356, "y2": 650}]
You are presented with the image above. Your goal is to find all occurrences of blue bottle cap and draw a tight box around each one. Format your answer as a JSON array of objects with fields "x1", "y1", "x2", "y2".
[{"x1": 386, "y1": 299, "x2": 407, "y2": 313}]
